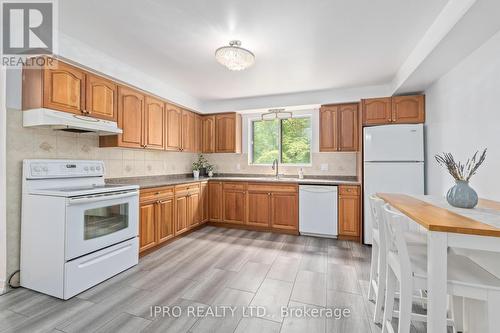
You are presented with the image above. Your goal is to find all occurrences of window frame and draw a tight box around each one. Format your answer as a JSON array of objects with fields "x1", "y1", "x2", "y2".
[{"x1": 249, "y1": 114, "x2": 312, "y2": 166}]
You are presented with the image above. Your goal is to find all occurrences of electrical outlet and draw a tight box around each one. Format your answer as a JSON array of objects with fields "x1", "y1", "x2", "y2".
[
  {"x1": 320, "y1": 163, "x2": 328, "y2": 171},
  {"x1": 236, "y1": 163, "x2": 241, "y2": 170}
]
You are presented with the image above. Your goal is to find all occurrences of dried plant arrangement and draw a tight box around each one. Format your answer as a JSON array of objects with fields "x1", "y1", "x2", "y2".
[{"x1": 435, "y1": 148, "x2": 487, "y2": 182}]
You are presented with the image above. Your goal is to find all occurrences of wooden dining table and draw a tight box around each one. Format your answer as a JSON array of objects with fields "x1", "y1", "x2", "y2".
[{"x1": 377, "y1": 193, "x2": 500, "y2": 333}]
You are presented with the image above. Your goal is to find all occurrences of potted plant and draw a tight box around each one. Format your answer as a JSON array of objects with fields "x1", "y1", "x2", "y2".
[
  {"x1": 435, "y1": 148, "x2": 487, "y2": 208},
  {"x1": 206, "y1": 164, "x2": 215, "y2": 177},
  {"x1": 192, "y1": 160, "x2": 201, "y2": 179}
]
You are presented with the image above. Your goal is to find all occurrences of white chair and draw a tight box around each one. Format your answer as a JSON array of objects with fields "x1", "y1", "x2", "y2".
[
  {"x1": 367, "y1": 195, "x2": 427, "y2": 324},
  {"x1": 381, "y1": 203, "x2": 500, "y2": 333}
]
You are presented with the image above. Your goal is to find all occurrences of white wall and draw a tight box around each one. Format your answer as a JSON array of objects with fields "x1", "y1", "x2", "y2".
[{"x1": 425, "y1": 29, "x2": 500, "y2": 277}]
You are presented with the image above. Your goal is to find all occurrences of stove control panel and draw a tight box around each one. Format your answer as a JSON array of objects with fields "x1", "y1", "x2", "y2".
[{"x1": 26, "y1": 160, "x2": 105, "y2": 178}]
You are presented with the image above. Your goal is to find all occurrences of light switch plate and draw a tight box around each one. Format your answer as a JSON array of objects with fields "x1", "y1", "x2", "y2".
[
  {"x1": 236, "y1": 163, "x2": 241, "y2": 170},
  {"x1": 320, "y1": 163, "x2": 328, "y2": 171}
]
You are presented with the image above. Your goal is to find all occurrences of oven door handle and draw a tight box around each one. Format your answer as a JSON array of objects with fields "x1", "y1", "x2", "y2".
[{"x1": 67, "y1": 191, "x2": 138, "y2": 205}]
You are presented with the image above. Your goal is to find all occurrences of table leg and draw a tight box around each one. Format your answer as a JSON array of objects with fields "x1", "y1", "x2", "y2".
[{"x1": 427, "y1": 231, "x2": 448, "y2": 333}]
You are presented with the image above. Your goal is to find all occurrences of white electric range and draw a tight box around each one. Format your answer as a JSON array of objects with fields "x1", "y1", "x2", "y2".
[{"x1": 21, "y1": 159, "x2": 139, "y2": 299}]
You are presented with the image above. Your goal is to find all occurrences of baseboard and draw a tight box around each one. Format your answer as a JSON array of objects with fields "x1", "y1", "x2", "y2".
[{"x1": 0, "y1": 278, "x2": 7, "y2": 295}]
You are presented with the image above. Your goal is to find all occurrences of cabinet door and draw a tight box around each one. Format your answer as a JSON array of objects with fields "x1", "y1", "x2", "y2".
[
  {"x1": 175, "y1": 195, "x2": 189, "y2": 234},
  {"x1": 182, "y1": 110, "x2": 196, "y2": 152},
  {"x1": 195, "y1": 114, "x2": 202, "y2": 153},
  {"x1": 139, "y1": 202, "x2": 157, "y2": 253},
  {"x1": 247, "y1": 191, "x2": 271, "y2": 227},
  {"x1": 216, "y1": 114, "x2": 240, "y2": 153},
  {"x1": 362, "y1": 97, "x2": 392, "y2": 125},
  {"x1": 157, "y1": 197, "x2": 174, "y2": 243},
  {"x1": 165, "y1": 104, "x2": 182, "y2": 151},
  {"x1": 338, "y1": 195, "x2": 360, "y2": 237},
  {"x1": 209, "y1": 182, "x2": 223, "y2": 221},
  {"x1": 188, "y1": 192, "x2": 201, "y2": 228},
  {"x1": 43, "y1": 60, "x2": 85, "y2": 114},
  {"x1": 86, "y1": 74, "x2": 117, "y2": 121},
  {"x1": 145, "y1": 96, "x2": 165, "y2": 150},
  {"x1": 202, "y1": 115, "x2": 216, "y2": 153},
  {"x1": 319, "y1": 106, "x2": 338, "y2": 152},
  {"x1": 223, "y1": 189, "x2": 246, "y2": 224},
  {"x1": 338, "y1": 104, "x2": 359, "y2": 151},
  {"x1": 392, "y1": 95, "x2": 425, "y2": 124},
  {"x1": 270, "y1": 193, "x2": 298, "y2": 231},
  {"x1": 201, "y1": 182, "x2": 209, "y2": 222},
  {"x1": 117, "y1": 86, "x2": 144, "y2": 148}
]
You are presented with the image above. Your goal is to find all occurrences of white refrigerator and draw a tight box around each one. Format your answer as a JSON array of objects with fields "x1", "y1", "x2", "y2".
[{"x1": 363, "y1": 124, "x2": 424, "y2": 244}]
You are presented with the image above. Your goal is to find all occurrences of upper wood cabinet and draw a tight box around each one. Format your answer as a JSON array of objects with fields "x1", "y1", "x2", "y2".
[
  {"x1": 362, "y1": 95, "x2": 424, "y2": 125},
  {"x1": 202, "y1": 115, "x2": 216, "y2": 153},
  {"x1": 319, "y1": 105, "x2": 339, "y2": 152},
  {"x1": 181, "y1": 110, "x2": 196, "y2": 152},
  {"x1": 215, "y1": 113, "x2": 242, "y2": 153},
  {"x1": 86, "y1": 74, "x2": 117, "y2": 121},
  {"x1": 391, "y1": 95, "x2": 425, "y2": 124},
  {"x1": 23, "y1": 59, "x2": 86, "y2": 115},
  {"x1": 338, "y1": 185, "x2": 360, "y2": 240},
  {"x1": 116, "y1": 86, "x2": 144, "y2": 148},
  {"x1": 319, "y1": 103, "x2": 358, "y2": 152},
  {"x1": 195, "y1": 114, "x2": 202, "y2": 153},
  {"x1": 166, "y1": 104, "x2": 183, "y2": 151},
  {"x1": 144, "y1": 96, "x2": 165, "y2": 150}
]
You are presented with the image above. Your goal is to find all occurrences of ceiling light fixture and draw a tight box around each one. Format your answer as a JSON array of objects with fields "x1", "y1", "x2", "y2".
[
  {"x1": 261, "y1": 108, "x2": 293, "y2": 120},
  {"x1": 215, "y1": 40, "x2": 255, "y2": 71}
]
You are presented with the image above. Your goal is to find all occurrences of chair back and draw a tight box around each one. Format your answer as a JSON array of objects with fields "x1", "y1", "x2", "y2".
[
  {"x1": 370, "y1": 195, "x2": 389, "y2": 260},
  {"x1": 368, "y1": 194, "x2": 384, "y2": 230},
  {"x1": 382, "y1": 203, "x2": 412, "y2": 272}
]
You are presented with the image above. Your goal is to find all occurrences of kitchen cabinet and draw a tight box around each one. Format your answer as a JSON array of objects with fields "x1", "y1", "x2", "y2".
[
  {"x1": 201, "y1": 181, "x2": 209, "y2": 222},
  {"x1": 362, "y1": 95, "x2": 424, "y2": 125},
  {"x1": 139, "y1": 186, "x2": 175, "y2": 253},
  {"x1": 86, "y1": 74, "x2": 117, "y2": 121},
  {"x1": 115, "y1": 86, "x2": 144, "y2": 148},
  {"x1": 391, "y1": 95, "x2": 425, "y2": 124},
  {"x1": 270, "y1": 192, "x2": 298, "y2": 231},
  {"x1": 175, "y1": 194, "x2": 189, "y2": 235},
  {"x1": 139, "y1": 202, "x2": 157, "y2": 253},
  {"x1": 195, "y1": 114, "x2": 202, "y2": 153},
  {"x1": 209, "y1": 181, "x2": 223, "y2": 222},
  {"x1": 182, "y1": 109, "x2": 196, "y2": 152},
  {"x1": 247, "y1": 189, "x2": 271, "y2": 227},
  {"x1": 319, "y1": 103, "x2": 358, "y2": 152},
  {"x1": 338, "y1": 185, "x2": 360, "y2": 240},
  {"x1": 186, "y1": 184, "x2": 201, "y2": 228},
  {"x1": 223, "y1": 182, "x2": 246, "y2": 224},
  {"x1": 144, "y1": 96, "x2": 165, "y2": 150},
  {"x1": 202, "y1": 115, "x2": 216, "y2": 153},
  {"x1": 23, "y1": 58, "x2": 86, "y2": 115},
  {"x1": 215, "y1": 113, "x2": 242, "y2": 153},
  {"x1": 166, "y1": 104, "x2": 183, "y2": 151}
]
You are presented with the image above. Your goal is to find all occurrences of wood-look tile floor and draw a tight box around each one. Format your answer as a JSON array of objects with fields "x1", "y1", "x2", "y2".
[{"x1": 0, "y1": 226, "x2": 430, "y2": 333}]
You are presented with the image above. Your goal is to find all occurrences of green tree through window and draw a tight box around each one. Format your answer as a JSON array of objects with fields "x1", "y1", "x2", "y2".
[{"x1": 252, "y1": 117, "x2": 311, "y2": 164}]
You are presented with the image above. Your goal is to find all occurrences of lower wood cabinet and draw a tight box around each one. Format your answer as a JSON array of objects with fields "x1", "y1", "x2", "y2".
[
  {"x1": 270, "y1": 192, "x2": 299, "y2": 231},
  {"x1": 201, "y1": 181, "x2": 209, "y2": 222},
  {"x1": 222, "y1": 183, "x2": 246, "y2": 224},
  {"x1": 209, "y1": 181, "x2": 223, "y2": 221},
  {"x1": 338, "y1": 185, "x2": 361, "y2": 240},
  {"x1": 139, "y1": 202, "x2": 157, "y2": 252},
  {"x1": 157, "y1": 197, "x2": 175, "y2": 243},
  {"x1": 175, "y1": 194, "x2": 189, "y2": 235},
  {"x1": 247, "y1": 190, "x2": 271, "y2": 227}
]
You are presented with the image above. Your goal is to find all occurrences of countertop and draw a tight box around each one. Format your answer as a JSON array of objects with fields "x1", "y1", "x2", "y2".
[{"x1": 106, "y1": 174, "x2": 360, "y2": 189}]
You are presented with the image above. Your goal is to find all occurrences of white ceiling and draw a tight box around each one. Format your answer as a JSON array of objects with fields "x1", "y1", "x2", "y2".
[{"x1": 60, "y1": 0, "x2": 448, "y2": 102}]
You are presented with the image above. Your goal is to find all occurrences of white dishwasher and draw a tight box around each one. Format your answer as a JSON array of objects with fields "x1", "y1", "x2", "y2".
[{"x1": 299, "y1": 185, "x2": 338, "y2": 237}]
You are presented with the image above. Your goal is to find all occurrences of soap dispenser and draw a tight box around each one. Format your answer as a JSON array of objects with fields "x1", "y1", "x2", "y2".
[{"x1": 298, "y1": 168, "x2": 304, "y2": 179}]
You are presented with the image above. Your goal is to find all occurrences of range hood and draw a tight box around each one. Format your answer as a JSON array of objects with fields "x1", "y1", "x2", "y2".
[{"x1": 23, "y1": 108, "x2": 122, "y2": 135}]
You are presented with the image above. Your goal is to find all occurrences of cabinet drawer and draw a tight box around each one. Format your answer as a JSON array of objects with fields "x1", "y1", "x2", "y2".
[
  {"x1": 175, "y1": 183, "x2": 200, "y2": 196},
  {"x1": 339, "y1": 185, "x2": 360, "y2": 196},
  {"x1": 223, "y1": 182, "x2": 246, "y2": 191},
  {"x1": 140, "y1": 186, "x2": 174, "y2": 202},
  {"x1": 247, "y1": 183, "x2": 297, "y2": 193}
]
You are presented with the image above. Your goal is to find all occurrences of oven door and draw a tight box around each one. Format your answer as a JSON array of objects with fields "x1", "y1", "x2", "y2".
[{"x1": 65, "y1": 190, "x2": 139, "y2": 261}]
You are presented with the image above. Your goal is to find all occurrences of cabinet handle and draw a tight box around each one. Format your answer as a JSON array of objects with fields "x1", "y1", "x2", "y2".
[{"x1": 155, "y1": 192, "x2": 160, "y2": 195}]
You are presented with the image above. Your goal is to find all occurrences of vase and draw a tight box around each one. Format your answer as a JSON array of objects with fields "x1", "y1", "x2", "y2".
[
  {"x1": 193, "y1": 170, "x2": 200, "y2": 179},
  {"x1": 446, "y1": 180, "x2": 478, "y2": 209}
]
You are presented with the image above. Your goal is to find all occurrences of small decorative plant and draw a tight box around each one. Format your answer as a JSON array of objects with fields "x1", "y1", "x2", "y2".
[
  {"x1": 435, "y1": 149, "x2": 487, "y2": 182},
  {"x1": 435, "y1": 148, "x2": 487, "y2": 208}
]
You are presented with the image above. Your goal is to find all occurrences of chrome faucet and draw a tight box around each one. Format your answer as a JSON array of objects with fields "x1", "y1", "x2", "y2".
[{"x1": 272, "y1": 159, "x2": 279, "y2": 179}]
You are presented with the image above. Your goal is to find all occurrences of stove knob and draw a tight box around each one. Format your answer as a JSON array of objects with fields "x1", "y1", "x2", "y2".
[
  {"x1": 96, "y1": 166, "x2": 101, "y2": 171},
  {"x1": 84, "y1": 166, "x2": 89, "y2": 172},
  {"x1": 90, "y1": 166, "x2": 96, "y2": 172}
]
